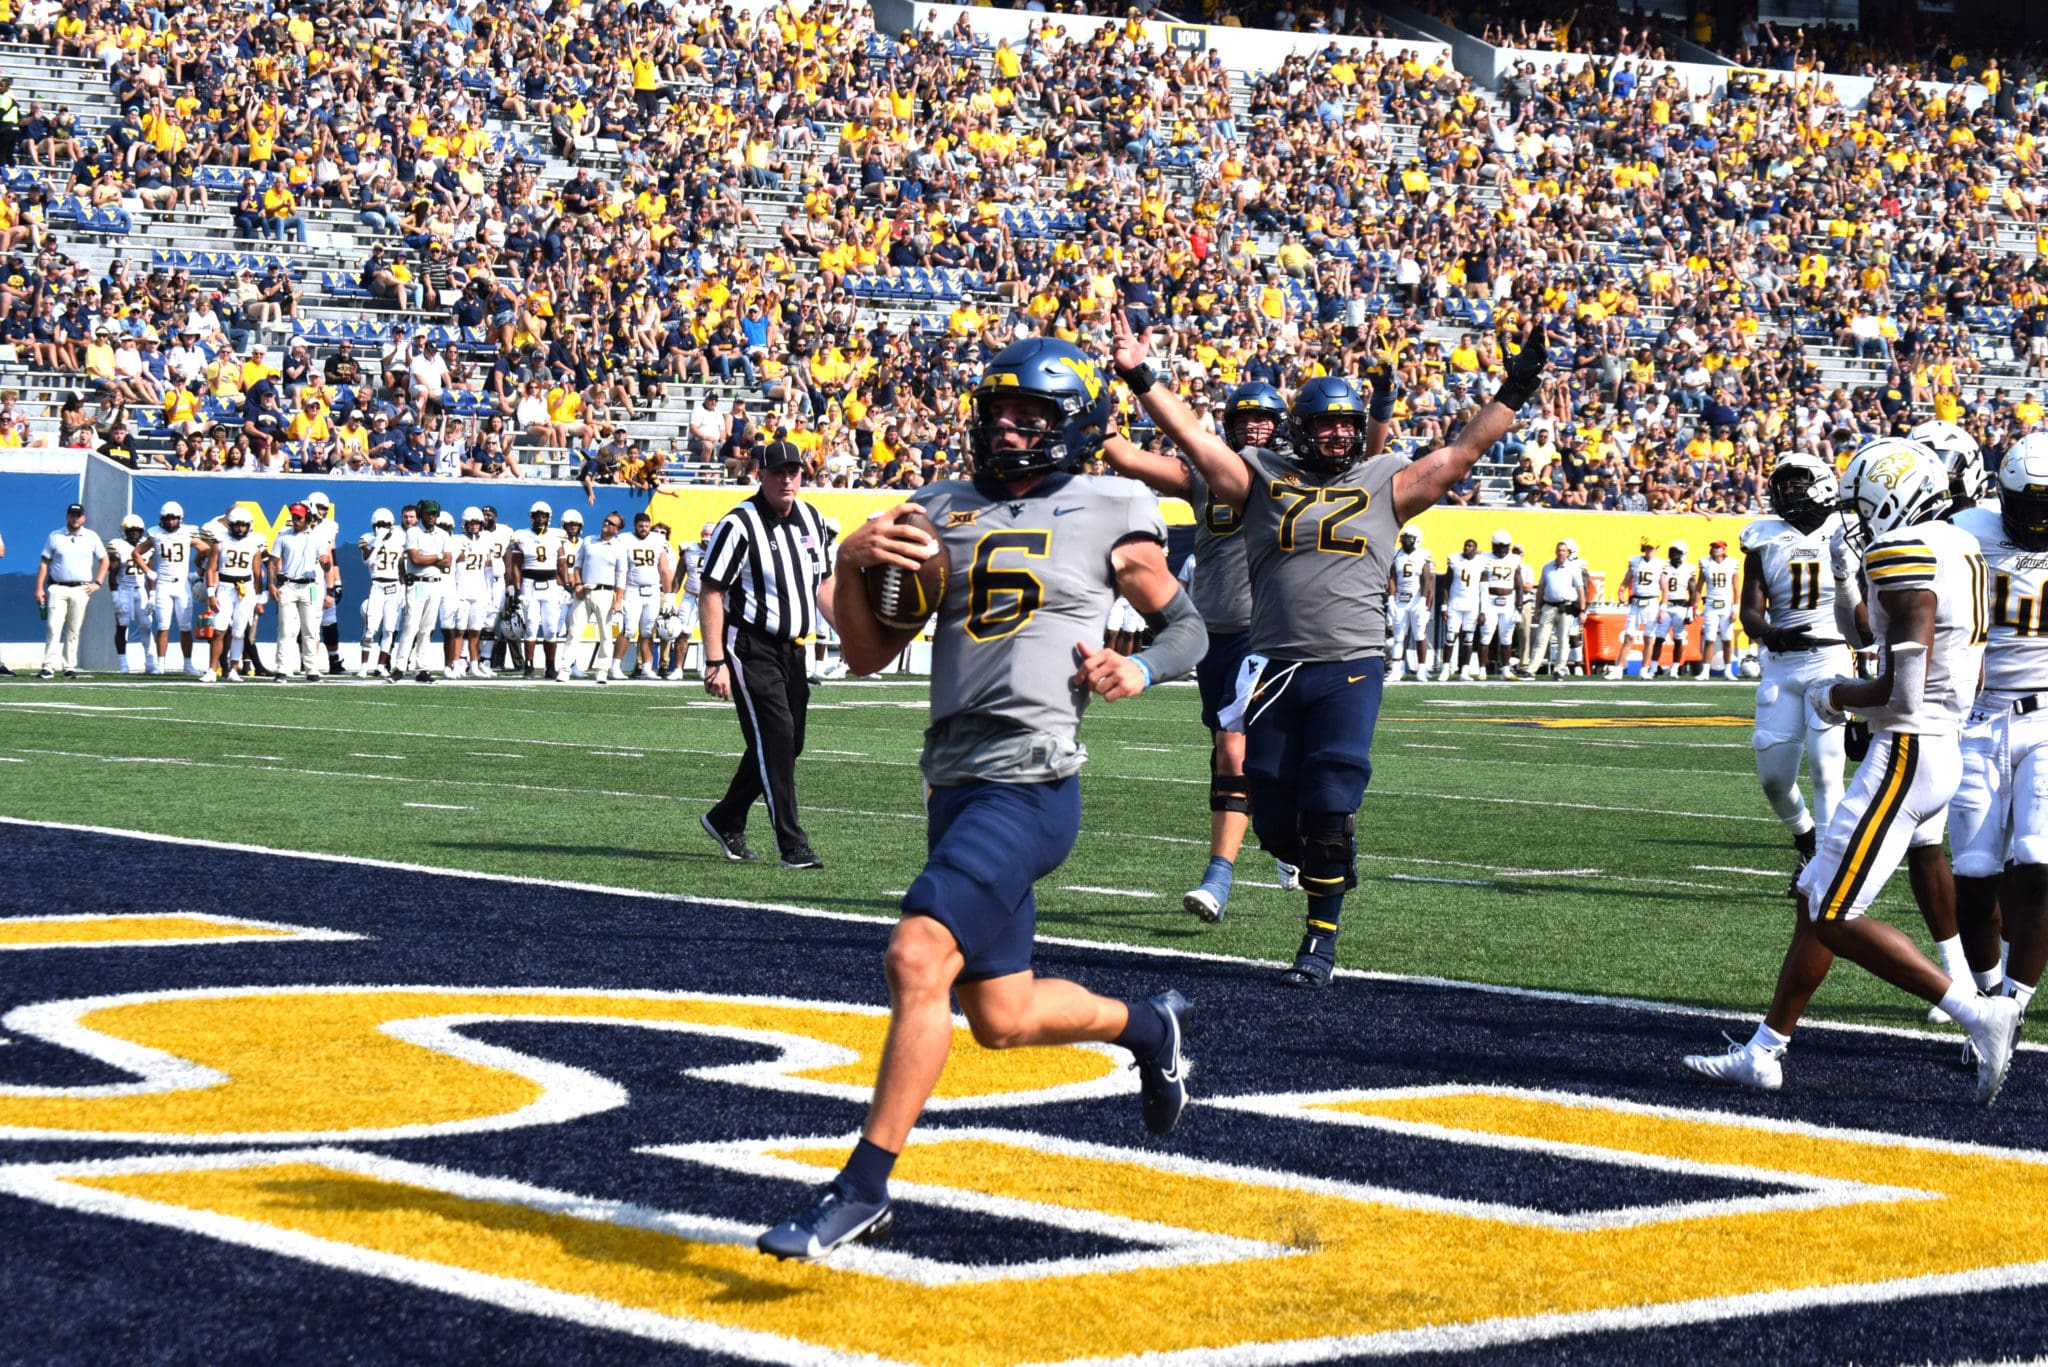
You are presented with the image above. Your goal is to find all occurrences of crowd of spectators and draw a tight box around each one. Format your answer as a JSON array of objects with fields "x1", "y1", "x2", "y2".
[{"x1": 0, "y1": 0, "x2": 2045, "y2": 514}]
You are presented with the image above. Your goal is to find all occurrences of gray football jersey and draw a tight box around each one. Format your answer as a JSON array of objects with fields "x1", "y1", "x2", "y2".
[
  {"x1": 1240, "y1": 448, "x2": 1407, "y2": 659},
  {"x1": 909, "y1": 473, "x2": 1167, "y2": 784},
  {"x1": 1183, "y1": 461, "x2": 1252, "y2": 634}
]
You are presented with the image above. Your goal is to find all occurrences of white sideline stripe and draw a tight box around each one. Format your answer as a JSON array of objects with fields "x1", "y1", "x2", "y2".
[
  {"x1": 0, "y1": 816, "x2": 1989, "y2": 1051},
  {"x1": 587, "y1": 751, "x2": 645, "y2": 759},
  {"x1": 1693, "y1": 865, "x2": 1788, "y2": 878},
  {"x1": 349, "y1": 753, "x2": 407, "y2": 760},
  {"x1": 222, "y1": 754, "x2": 285, "y2": 762},
  {"x1": 1059, "y1": 886, "x2": 1159, "y2": 899},
  {"x1": 466, "y1": 751, "x2": 525, "y2": 760},
  {"x1": 1388, "y1": 875, "x2": 1490, "y2": 887},
  {"x1": 0, "y1": 701, "x2": 169, "y2": 712},
  {"x1": 403, "y1": 803, "x2": 472, "y2": 811}
]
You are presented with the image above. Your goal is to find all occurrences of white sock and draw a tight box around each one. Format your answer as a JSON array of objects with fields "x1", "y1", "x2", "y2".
[
  {"x1": 2014, "y1": 981, "x2": 2038, "y2": 1013},
  {"x1": 2002, "y1": 939, "x2": 2013, "y2": 981},
  {"x1": 1748, "y1": 1022, "x2": 1791, "y2": 1053},
  {"x1": 1935, "y1": 935, "x2": 1971, "y2": 988},
  {"x1": 1939, "y1": 982, "x2": 1990, "y2": 1031},
  {"x1": 1975, "y1": 967, "x2": 2005, "y2": 994}
]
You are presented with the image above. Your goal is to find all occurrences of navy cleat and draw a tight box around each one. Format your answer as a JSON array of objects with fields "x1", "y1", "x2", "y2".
[
  {"x1": 1278, "y1": 930, "x2": 1336, "y2": 989},
  {"x1": 1137, "y1": 990, "x2": 1192, "y2": 1134},
  {"x1": 700, "y1": 813, "x2": 755, "y2": 862},
  {"x1": 757, "y1": 1183, "x2": 893, "y2": 1262}
]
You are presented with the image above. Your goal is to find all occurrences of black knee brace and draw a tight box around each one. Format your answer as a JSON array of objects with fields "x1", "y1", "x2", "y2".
[
  {"x1": 1299, "y1": 811, "x2": 1357, "y2": 898},
  {"x1": 1209, "y1": 771, "x2": 1251, "y2": 816},
  {"x1": 320, "y1": 623, "x2": 340, "y2": 651}
]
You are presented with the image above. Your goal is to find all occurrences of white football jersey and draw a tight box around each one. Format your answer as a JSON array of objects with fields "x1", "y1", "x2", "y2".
[
  {"x1": 681, "y1": 543, "x2": 707, "y2": 597},
  {"x1": 1953, "y1": 505, "x2": 2048, "y2": 698},
  {"x1": 1446, "y1": 553, "x2": 1484, "y2": 610},
  {"x1": 510, "y1": 527, "x2": 564, "y2": 577},
  {"x1": 452, "y1": 532, "x2": 494, "y2": 596},
  {"x1": 1392, "y1": 548, "x2": 1432, "y2": 600},
  {"x1": 1863, "y1": 519, "x2": 1986, "y2": 735},
  {"x1": 1480, "y1": 551, "x2": 1522, "y2": 602},
  {"x1": 1740, "y1": 515, "x2": 1841, "y2": 639},
  {"x1": 150, "y1": 526, "x2": 197, "y2": 582},
  {"x1": 620, "y1": 531, "x2": 669, "y2": 590},
  {"x1": 213, "y1": 530, "x2": 266, "y2": 580},
  {"x1": 1624, "y1": 553, "x2": 1661, "y2": 602},
  {"x1": 362, "y1": 528, "x2": 406, "y2": 582},
  {"x1": 1660, "y1": 559, "x2": 1700, "y2": 605},
  {"x1": 110, "y1": 536, "x2": 147, "y2": 581},
  {"x1": 311, "y1": 516, "x2": 339, "y2": 558},
  {"x1": 1701, "y1": 555, "x2": 1737, "y2": 609}
]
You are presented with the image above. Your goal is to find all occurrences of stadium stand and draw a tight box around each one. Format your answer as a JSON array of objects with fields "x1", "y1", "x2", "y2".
[{"x1": 0, "y1": 0, "x2": 2036, "y2": 513}]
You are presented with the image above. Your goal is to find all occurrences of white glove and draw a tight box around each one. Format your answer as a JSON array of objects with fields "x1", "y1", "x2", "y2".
[{"x1": 1805, "y1": 676, "x2": 1856, "y2": 729}]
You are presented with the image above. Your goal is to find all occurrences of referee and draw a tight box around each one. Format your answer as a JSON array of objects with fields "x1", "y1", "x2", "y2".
[{"x1": 698, "y1": 441, "x2": 836, "y2": 870}]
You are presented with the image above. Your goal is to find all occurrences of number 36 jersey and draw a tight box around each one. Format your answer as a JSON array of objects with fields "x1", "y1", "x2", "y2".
[
  {"x1": 908, "y1": 472, "x2": 1166, "y2": 783},
  {"x1": 1739, "y1": 513, "x2": 1844, "y2": 639},
  {"x1": 1240, "y1": 447, "x2": 1407, "y2": 660}
]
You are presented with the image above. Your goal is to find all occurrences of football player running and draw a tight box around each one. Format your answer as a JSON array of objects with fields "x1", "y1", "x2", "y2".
[
  {"x1": 1948, "y1": 436, "x2": 2048, "y2": 1024},
  {"x1": 357, "y1": 508, "x2": 405, "y2": 676},
  {"x1": 1439, "y1": 538, "x2": 1484, "y2": 681},
  {"x1": 1687, "y1": 439, "x2": 2022, "y2": 1103},
  {"x1": 138, "y1": 501, "x2": 200, "y2": 675},
  {"x1": 1643, "y1": 542, "x2": 1699, "y2": 679},
  {"x1": 1118, "y1": 309, "x2": 1545, "y2": 986},
  {"x1": 507, "y1": 501, "x2": 567, "y2": 679},
  {"x1": 1386, "y1": 530, "x2": 1435, "y2": 682},
  {"x1": 755, "y1": 338, "x2": 1202, "y2": 1263},
  {"x1": 1100, "y1": 380, "x2": 1296, "y2": 923}
]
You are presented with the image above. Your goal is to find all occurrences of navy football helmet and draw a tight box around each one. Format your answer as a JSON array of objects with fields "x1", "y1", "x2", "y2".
[
  {"x1": 1289, "y1": 377, "x2": 1368, "y2": 472},
  {"x1": 969, "y1": 338, "x2": 1113, "y2": 481},
  {"x1": 1222, "y1": 382, "x2": 1288, "y2": 452}
]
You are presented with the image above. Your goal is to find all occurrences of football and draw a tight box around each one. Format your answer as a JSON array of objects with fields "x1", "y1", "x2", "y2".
[{"x1": 863, "y1": 505, "x2": 947, "y2": 630}]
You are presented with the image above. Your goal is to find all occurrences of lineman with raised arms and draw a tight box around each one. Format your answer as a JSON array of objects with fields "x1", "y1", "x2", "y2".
[
  {"x1": 756, "y1": 336, "x2": 1202, "y2": 1262},
  {"x1": 507, "y1": 500, "x2": 567, "y2": 679},
  {"x1": 1387, "y1": 529, "x2": 1434, "y2": 682},
  {"x1": 140, "y1": 500, "x2": 201, "y2": 675},
  {"x1": 1948, "y1": 434, "x2": 2048, "y2": 1024},
  {"x1": 1117, "y1": 309, "x2": 1545, "y2": 986},
  {"x1": 1688, "y1": 438, "x2": 2022, "y2": 1103},
  {"x1": 109, "y1": 514, "x2": 155, "y2": 674},
  {"x1": 1101, "y1": 379, "x2": 1293, "y2": 923},
  {"x1": 357, "y1": 507, "x2": 405, "y2": 676}
]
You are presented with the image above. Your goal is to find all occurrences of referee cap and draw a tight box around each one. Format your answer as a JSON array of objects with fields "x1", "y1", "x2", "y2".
[{"x1": 758, "y1": 440, "x2": 803, "y2": 470}]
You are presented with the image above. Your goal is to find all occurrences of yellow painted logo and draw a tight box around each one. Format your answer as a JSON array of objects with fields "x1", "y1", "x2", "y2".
[{"x1": 1054, "y1": 355, "x2": 1103, "y2": 401}]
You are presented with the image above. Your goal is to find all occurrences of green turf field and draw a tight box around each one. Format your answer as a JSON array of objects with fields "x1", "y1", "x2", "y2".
[{"x1": 0, "y1": 674, "x2": 1947, "y2": 1028}]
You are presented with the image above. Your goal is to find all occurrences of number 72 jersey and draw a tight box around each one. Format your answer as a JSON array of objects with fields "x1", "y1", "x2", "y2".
[
  {"x1": 908, "y1": 472, "x2": 1167, "y2": 745},
  {"x1": 1240, "y1": 447, "x2": 1408, "y2": 660}
]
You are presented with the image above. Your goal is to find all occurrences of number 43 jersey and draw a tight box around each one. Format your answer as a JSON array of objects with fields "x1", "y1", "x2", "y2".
[
  {"x1": 1240, "y1": 447, "x2": 1408, "y2": 660},
  {"x1": 908, "y1": 472, "x2": 1166, "y2": 780}
]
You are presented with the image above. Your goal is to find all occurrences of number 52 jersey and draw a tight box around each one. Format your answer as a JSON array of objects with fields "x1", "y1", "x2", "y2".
[{"x1": 908, "y1": 473, "x2": 1166, "y2": 774}]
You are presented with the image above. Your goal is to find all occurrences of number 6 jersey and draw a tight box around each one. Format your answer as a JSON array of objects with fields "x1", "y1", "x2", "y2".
[
  {"x1": 1239, "y1": 447, "x2": 1408, "y2": 660},
  {"x1": 908, "y1": 472, "x2": 1166, "y2": 785}
]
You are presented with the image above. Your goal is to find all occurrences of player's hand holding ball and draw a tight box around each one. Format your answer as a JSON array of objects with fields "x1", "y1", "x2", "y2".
[
  {"x1": 848, "y1": 505, "x2": 946, "y2": 630},
  {"x1": 1805, "y1": 676, "x2": 1856, "y2": 729}
]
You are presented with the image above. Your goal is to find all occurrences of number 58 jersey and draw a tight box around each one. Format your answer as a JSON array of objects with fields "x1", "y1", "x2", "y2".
[
  {"x1": 909, "y1": 472, "x2": 1166, "y2": 765},
  {"x1": 1240, "y1": 447, "x2": 1407, "y2": 660}
]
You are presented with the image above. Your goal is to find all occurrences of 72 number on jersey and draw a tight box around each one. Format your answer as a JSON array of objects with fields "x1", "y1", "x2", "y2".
[{"x1": 1270, "y1": 482, "x2": 1371, "y2": 556}]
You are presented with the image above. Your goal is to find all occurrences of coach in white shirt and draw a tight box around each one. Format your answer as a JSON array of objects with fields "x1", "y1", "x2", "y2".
[
  {"x1": 1528, "y1": 539, "x2": 1591, "y2": 678},
  {"x1": 34, "y1": 502, "x2": 107, "y2": 678},
  {"x1": 269, "y1": 501, "x2": 335, "y2": 682}
]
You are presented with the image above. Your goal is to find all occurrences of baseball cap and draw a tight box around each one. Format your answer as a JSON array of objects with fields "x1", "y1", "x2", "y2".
[
  {"x1": 288, "y1": 501, "x2": 310, "y2": 518},
  {"x1": 758, "y1": 440, "x2": 803, "y2": 470},
  {"x1": 66, "y1": 502, "x2": 84, "y2": 516}
]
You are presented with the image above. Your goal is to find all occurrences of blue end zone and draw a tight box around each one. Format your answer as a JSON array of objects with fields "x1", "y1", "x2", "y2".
[{"x1": 2, "y1": 823, "x2": 2046, "y2": 1364}]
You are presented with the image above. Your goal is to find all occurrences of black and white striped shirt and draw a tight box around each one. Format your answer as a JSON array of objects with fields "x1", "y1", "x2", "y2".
[{"x1": 702, "y1": 493, "x2": 835, "y2": 641}]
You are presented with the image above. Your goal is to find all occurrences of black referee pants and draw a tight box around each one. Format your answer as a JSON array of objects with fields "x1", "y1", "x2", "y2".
[{"x1": 708, "y1": 627, "x2": 811, "y2": 856}]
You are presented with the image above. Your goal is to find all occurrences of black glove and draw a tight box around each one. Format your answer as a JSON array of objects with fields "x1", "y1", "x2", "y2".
[
  {"x1": 1494, "y1": 324, "x2": 1548, "y2": 412},
  {"x1": 1362, "y1": 356, "x2": 1397, "y2": 422},
  {"x1": 1758, "y1": 626, "x2": 1814, "y2": 653},
  {"x1": 1844, "y1": 717, "x2": 1872, "y2": 763},
  {"x1": 328, "y1": 585, "x2": 344, "y2": 605}
]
